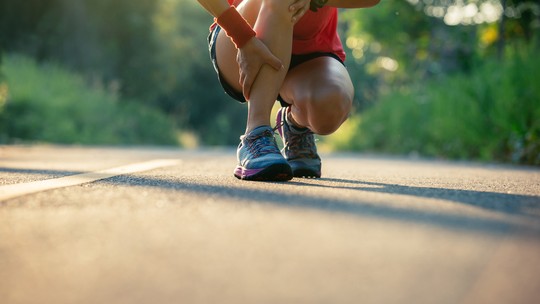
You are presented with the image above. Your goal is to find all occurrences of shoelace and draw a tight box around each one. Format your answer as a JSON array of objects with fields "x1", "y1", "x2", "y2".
[
  {"x1": 243, "y1": 128, "x2": 280, "y2": 158},
  {"x1": 285, "y1": 128, "x2": 318, "y2": 159}
]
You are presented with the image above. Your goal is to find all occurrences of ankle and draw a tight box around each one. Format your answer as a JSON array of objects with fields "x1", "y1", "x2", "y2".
[
  {"x1": 246, "y1": 123, "x2": 271, "y2": 135},
  {"x1": 286, "y1": 111, "x2": 308, "y2": 132}
]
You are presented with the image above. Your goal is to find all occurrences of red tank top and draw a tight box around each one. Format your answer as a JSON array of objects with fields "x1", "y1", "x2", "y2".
[{"x1": 219, "y1": 0, "x2": 345, "y2": 61}]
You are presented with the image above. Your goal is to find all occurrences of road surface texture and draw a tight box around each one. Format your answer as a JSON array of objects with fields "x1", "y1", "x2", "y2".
[{"x1": 1, "y1": 145, "x2": 539, "y2": 304}]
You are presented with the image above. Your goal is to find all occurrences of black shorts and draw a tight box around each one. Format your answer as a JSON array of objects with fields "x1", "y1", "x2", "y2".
[{"x1": 208, "y1": 25, "x2": 344, "y2": 107}]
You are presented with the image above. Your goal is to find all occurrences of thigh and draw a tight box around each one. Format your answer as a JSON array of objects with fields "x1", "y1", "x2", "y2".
[{"x1": 279, "y1": 56, "x2": 354, "y2": 107}]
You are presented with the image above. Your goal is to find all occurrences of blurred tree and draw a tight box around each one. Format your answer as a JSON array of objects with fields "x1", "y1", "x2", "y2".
[
  {"x1": 0, "y1": 0, "x2": 161, "y2": 101},
  {"x1": 0, "y1": 0, "x2": 245, "y2": 145},
  {"x1": 343, "y1": 1, "x2": 478, "y2": 80},
  {"x1": 341, "y1": 0, "x2": 538, "y2": 109},
  {"x1": 332, "y1": 0, "x2": 539, "y2": 165},
  {"x1": 151, "y1": 0, "x2": 247, "y2": 144},
  {"x1": 1, "y1": 0, "x2": 535, "y2": 146},
  {"x1": 0, "y1": 53, "x2": 6, "y2": 118},
  {"x1": 85, "y1": 0, "x2": 161, "y2": 101}
]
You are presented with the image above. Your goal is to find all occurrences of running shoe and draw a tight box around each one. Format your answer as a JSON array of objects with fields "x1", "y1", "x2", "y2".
[
  {"x1": 276, "y1": 107, "x2": 322, "y2": 178},
  {"x1": 234, "y1": 125, "x2": 293, "y2": 181}
]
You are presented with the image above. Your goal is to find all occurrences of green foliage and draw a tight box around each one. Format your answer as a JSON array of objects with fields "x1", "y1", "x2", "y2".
[
  {"x1": 0, "y1": 0, "x2": 161, "y2": 101},
  {"x1": 150, "y1": 0, "x2": 247, "y2": 145},
  {"x1": 0, "y1": 0, "x2": 245, "y2": 145},
  {"x1": 0, "y1": 55, "x2": 178, "y2": 145},
  {"x1": 0, "y1": 0, "x2": 538, "y2": 157},
  {"x1": 343, "y1": 0, "x2": 479, "y2": 80},
  {"x1": 328, "y1": 49, "x2": 540, "y2": 165}
]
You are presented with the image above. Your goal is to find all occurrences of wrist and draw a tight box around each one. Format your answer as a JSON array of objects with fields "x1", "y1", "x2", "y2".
[{"x1": 216, "y1": 7, "x2": 256, "y2": 49}]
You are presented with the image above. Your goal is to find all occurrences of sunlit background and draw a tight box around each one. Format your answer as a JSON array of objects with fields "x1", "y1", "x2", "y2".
[{"x1": 0, "y1": 0, "x2": 538, "y2": 164}]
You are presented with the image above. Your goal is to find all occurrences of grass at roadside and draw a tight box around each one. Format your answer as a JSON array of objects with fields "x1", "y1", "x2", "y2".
[
  {"x1": 324, "y1": 49, "x2": 540, "y2": 165},
  {"x1": 0, "y1": 54, "x2": 179, "y2": 145}
]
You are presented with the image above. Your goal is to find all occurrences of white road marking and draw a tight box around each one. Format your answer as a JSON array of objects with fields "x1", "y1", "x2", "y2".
[{"x1": 0, "y1": 159, "x2": 181, "y2": 201}]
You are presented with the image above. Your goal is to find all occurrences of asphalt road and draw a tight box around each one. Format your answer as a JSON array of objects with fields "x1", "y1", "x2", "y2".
[{"x1": 1, "y1": 145, "x2": 539, "y2": 304}]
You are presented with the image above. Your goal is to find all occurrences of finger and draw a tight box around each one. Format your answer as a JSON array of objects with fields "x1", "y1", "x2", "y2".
[
  {"x1": 289, "y1": 2, "x2": 300, "y2": 21},
  {"x1": 239, "y1": 66, "x2": 246, "y2": 92},
  {"x1": 291, "y1": 7, "x2": 306, "y2": 22},
  {"x1": 264, "y1": 52, "x2": 283, "y2": 71},
  {"x1": 239, "y1": 72, "x2": 245, "y2": 89},
  {"x1": 289, "y1": 0, "x2": 301, "y2": 11},
  {"x1": 243, "y1": 74, "x2": 254, "y2": 100}
]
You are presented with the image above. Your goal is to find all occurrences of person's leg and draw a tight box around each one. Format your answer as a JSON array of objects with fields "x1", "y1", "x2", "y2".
[
  {"x1": 213, "y1": 0, "x2": 298, "y2": 181},
  {"x1": 215, "y1": 0, "x2": 296, "y2": 133},
  {"x1": 280, "y1": 56, "x2": 354, "y2": 135},
  {"x1": 276, "y1": 56, "x2": 354, "y2": 178}
]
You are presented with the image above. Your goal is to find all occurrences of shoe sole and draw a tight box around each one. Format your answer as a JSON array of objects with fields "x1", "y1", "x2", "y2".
[
  {"x1": 292, "y1": 168, "x2": 321, "y2": 178},
  {"x1": 234, "y1": 163, "x2": 293, "y2": 181}
]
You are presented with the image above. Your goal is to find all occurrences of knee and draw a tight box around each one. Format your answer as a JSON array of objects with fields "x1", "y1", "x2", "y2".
[{"x1": 307, "y1": 86, "x2": 353, "y2": 135}]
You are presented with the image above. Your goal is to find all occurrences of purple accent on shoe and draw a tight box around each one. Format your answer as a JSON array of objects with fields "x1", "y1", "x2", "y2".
[
  {"x1": 276, "y1": 108, "x2": 284, "y2": 138},
  {"x1": 234, "y1": 166, "x2": 264, "y2": 179},
  {"x1": 234, "y1": 125, "x2": 292, "y2": 181}
]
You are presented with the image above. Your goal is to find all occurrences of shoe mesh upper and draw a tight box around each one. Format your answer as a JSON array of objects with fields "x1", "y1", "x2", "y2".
[
  {"x1": 237, "y1": 126, "x2": 285, "y2": 169},
  {"x1": 278, "y1": 108, "x2": 320, "y2": 162},
  {"x1": 242, "y1": 128, "x2": 281, "y2": 158}
]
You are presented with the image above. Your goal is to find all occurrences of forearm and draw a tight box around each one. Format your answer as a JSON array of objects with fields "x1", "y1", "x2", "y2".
[
  {"x1": 326, "y1": 0, "x2": 380, "y2": 8},
  {"x1": 198, "y1": 0, "x2": 257, "y2": 49},
  {"x1": 196, "y1": 0, "x2": 230, "y2": 18}
]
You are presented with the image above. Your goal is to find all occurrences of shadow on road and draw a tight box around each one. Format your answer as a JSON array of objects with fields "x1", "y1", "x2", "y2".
[
  {"x1": 295, "y1": 178, "x2": 540, "y2": 220},
  {"x1": 3, "y1": 165, "x2": 539, "y2": 236},
  {"x1": 106, "y1": 175, "x2": 540, "y2": 237}
]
